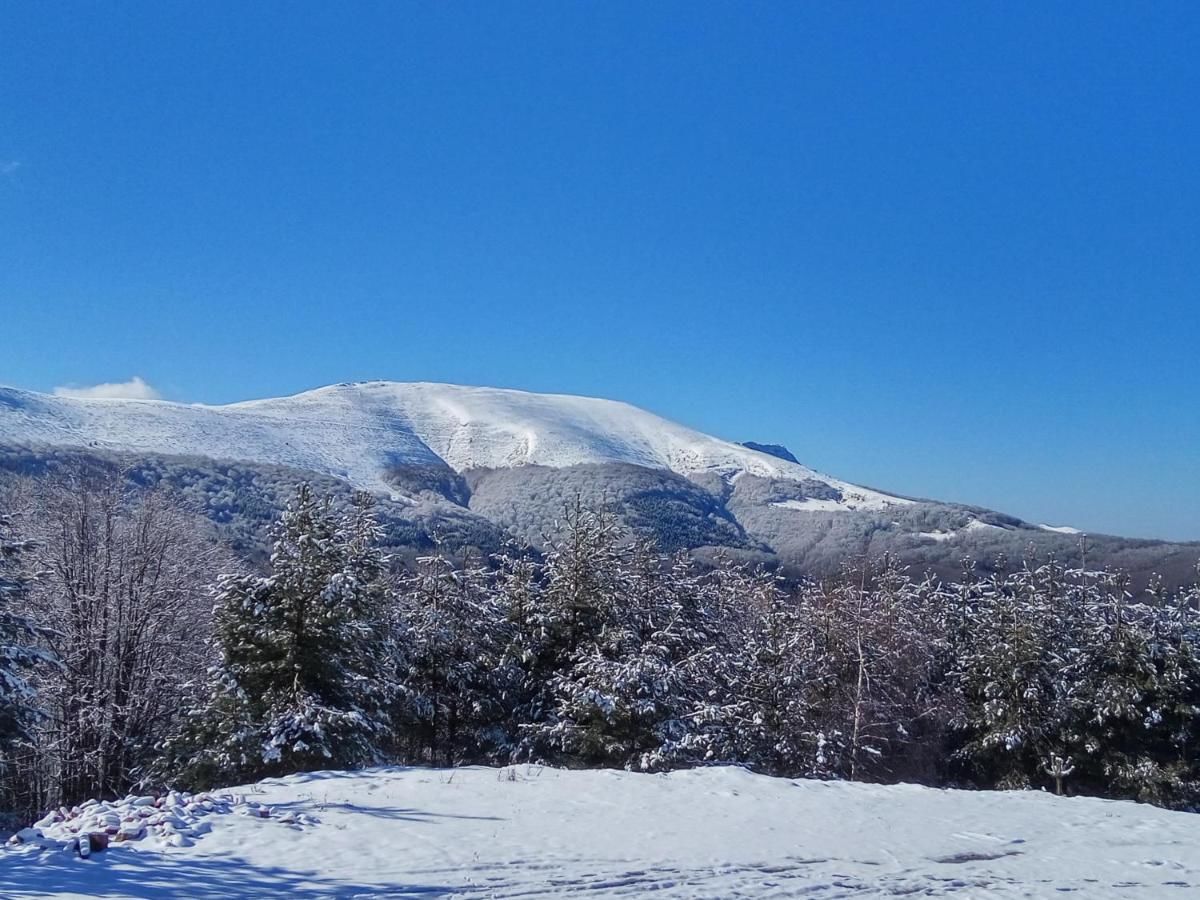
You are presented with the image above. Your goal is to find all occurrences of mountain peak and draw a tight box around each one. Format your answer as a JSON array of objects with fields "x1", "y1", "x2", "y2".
[{"x1": 741, "y1": 441, "x2": 799, "y2": 464}]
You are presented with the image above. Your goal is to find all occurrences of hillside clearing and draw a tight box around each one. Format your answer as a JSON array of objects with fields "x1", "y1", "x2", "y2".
[{"x1": 2, "y1": 766, "x2": 1197, "y2": 898}]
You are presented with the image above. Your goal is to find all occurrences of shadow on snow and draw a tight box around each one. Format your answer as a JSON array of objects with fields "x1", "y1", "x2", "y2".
[{"x1": 0, "y1": 849, "x2": 455, "y2": 899}]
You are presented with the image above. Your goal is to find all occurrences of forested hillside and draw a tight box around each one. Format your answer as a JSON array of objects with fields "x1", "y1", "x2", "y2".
[
  {"x1": 3, "y1": 472, "x2": 1199, "y2": 824},
  {"x1": 3, "y1": 443, "x2": 1196, "y2": 591}
]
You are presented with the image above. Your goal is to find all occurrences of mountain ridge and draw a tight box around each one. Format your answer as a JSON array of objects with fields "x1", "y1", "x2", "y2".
[
  {"x1": 0, "y1": 381, "x2": 904, "y2": 513},
  {"x1": 3, "y1": 380, "x2": 1197, "y2": 590}
]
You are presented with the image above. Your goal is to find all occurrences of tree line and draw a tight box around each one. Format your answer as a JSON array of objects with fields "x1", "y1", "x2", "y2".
[{"x1": 2, "y1": 475, "x2": 1199, "y2": 824}]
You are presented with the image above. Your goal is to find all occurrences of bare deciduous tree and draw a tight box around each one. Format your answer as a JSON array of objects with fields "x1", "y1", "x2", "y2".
[{"x1": 14, "y1": 468, "x2": 225, "y2": 808}]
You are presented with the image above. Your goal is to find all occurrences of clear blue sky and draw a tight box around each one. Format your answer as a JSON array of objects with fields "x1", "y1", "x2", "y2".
[{"x1": 2, "y1": 3, "x2": 1197, "y2": 541}]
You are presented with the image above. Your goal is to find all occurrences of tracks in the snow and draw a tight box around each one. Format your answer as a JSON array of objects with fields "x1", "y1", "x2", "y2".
[{"x1": 356, "y1": 854, "x2": 1197, "y2": 899}]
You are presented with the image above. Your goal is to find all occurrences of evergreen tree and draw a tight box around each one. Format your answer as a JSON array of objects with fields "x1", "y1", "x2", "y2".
[
  {"x1": 0, "y1": 513, "x2": 53, "y2": 754},
  {"x1": 170, "y1": 486, "x2": 392, "y2": 786},
  {"x1": 520, "y1": 499, "x2": 626, "y2": 762},
  {"x1": 494, "y1": 546, "x2": 550, "y2": 753},
  {"x1": 541, "y1": 540, "x2": 713, "y2": 770},
  {"x1": 948, "y1": 557, "x2": 1082, "y2": 789},
  {"x1": 723, "y1": 566, "x2": 829, "y2": 777},
  {"x1": 328, "y1": 491, "x2": 397, "y2": 753},
  {"x1": 395, "y1": 545, "x2": 509, "y2": 765},
  {"x1": 1068, "y1": 570, "x2": 1200, "y2": 806},
  {"x1": 634, "y1": 551, "x2": 739, "y2": 770}
]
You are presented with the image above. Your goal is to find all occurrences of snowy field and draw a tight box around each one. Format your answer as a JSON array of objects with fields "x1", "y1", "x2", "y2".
[{"x1": 2, "y1": 765, "x2": 1198, "y2": 899}]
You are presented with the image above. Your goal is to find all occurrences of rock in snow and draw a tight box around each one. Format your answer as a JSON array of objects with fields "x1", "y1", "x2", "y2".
[
  {"x1": 7, "y1": 789, "x2": 315, "y2": 858},
  {"x1": 2, "y1": 765, "x2": 1198, "y2": 898}
]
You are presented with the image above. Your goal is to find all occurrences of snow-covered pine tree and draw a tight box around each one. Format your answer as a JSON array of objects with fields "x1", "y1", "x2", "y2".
[
  {"x1": 634, "y1": 551, "x2": 740, "y2": 770},
  {"x1": 1149, "y1": 568, "x2": 1200, "y2": 806},
  {"x1": 1160, "y1": 565, "x2": 1200, "y2": 759},
  {"x1": 0, "y1": 512, "x2": 53, "y2": 760},
  {"x1": 170, "y1": 485, "x2": 392, "y2": 787},
  {"x1": 1067, "y1": 569, "x2": 1200, "y2": 806},
  {"x1": 721, "y1": 565, "x2": 830, "y2": 777},
  {"x1": 394, "y1": 544, "x2": 509, "y2": 765},
  {"x1": 948, "y1": 556, "x2": 1083, "y2": 789},
  {"x1": 493, "y1": 545, "x2": 549, "y2": 754},
  {"x1": 541, "y1": 538, "x2": 714, "y2": 770},
  {"x1": 519, "y1": 498, "x2": 627, "y2": 762},
  {"x1": 541, "y1": 498, "x2": 625, "y2": 659},
  {"x1": 330, "y1": 491, "x2": 398, "y2": 752},
  {"x1": 501, "y1": 531, "x2": 747, "y2": 771}
]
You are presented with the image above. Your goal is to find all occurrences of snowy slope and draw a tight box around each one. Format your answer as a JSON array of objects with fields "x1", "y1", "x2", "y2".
[
  {"x1": 3, "y1": 765, "x2": 1198, "y2": 899},
  {"x1": 0, "y1": 382, "x2": 906, "y2": 510}
]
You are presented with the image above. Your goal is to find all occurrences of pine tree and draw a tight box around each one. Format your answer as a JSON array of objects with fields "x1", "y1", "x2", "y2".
[
  {"x1": 947, "y1": 556, "x2": 1200, "y2": 804},
  {"x1": 505, "y1": 538, "x2": 738, "y2": 771},
  {"x1": 633, "y1": 551, "x2": 738, "y2": 770},
  {"x1": 1068, "y1": 570, "x2": 1200, "y2": 806},
  {"x1": 327, "y1": 491, "x2": 397, "y2": 755},
  {"x1": 948, "y1": 557, "x2": 1082, "y2": 789},
  {"x1": 520, "y1": 499, "x2": 626, "y2": 762},
  {"x1": 494, "y1": 546, "x2": 549, "y2": 754},
  {"x1": 170, "y1": 485, "x2": 392, "y2": 786},
  {"x1": 0, "y1": 513, "x2": 53, "y2": 754},
  {"x1": 723, "y1": 566, "x2": 829, "y2": 777},
  {"x1": 542, "y1": 539, "x2": 708, "y2": 770},
  {"x1": 395, "y1": 544, "x2": 509, "y2": 765}
]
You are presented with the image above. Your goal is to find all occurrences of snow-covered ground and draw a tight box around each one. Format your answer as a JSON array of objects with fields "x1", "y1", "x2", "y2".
[
  {"x1": 0, "y1": 381, "x2": 907, "y2": 511},
  {"x1": 2, "y1": 766, "x2": 1197, "y2": 899}
]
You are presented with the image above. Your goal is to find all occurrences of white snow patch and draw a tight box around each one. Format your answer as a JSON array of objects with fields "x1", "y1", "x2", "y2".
[
  {"x1": 772, "y1": 498, "x2": 849, "y2": 513},
  {"x1": 915, "y1": 519, "x2": 1013, "y2": 542},
  {"x1": 916, "y1": 529, "x2": 956, "y2": 542},
  {"x1": 2, "y1": 766, "x2": 1197, "y2": 899},
  {"x1": 1040, "y1": 524, "x2": 1084, "y2": 535},
  {"x1": 965, "y1": 518, "x2": 1006, "y2": 533}
]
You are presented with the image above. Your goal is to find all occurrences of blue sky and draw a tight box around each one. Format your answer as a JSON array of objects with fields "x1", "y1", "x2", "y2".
[{"x1": 2, "y1": 3, "x2": 1197, "y2": 540}]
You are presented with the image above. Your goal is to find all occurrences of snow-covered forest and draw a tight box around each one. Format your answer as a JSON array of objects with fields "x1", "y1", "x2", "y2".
[{"x1": 2, "y1": 471, "x2": 1200, "y2": 829}]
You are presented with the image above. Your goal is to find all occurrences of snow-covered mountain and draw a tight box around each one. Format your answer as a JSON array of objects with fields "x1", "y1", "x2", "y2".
[
  {"x1": 0, "y1": 381, "x2": 905, "y2": 512},
  {"x1": 3, "y1": 380, "x2": 1195, "y2": 588}
]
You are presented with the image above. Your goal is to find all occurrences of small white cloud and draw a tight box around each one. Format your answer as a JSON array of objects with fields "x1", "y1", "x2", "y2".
[
  {"x1": 0, "y1": 161, "x2": 20, "y2": 177},
  {"x1": 53, "y1": 376, "x2": 163, "y2": 401}
]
